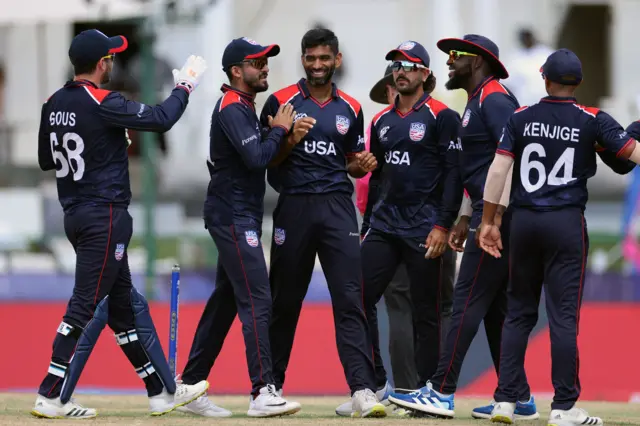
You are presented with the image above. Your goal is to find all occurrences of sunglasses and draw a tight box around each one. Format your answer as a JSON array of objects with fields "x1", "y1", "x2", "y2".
[
  {"x1": 232, "y1": 57, "x2": 269, "y2": 70},
  {"x1": 449, "y1": 50, "x2": 477, "y2": 61},
  {"x1": 390, "y1": 60, "x2": 429, "y2": 73}
]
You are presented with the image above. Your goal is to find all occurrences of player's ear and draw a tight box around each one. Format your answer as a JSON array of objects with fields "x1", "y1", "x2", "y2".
[{"x1": 335, "y1": 52, "x2": 343, "y2": 68}]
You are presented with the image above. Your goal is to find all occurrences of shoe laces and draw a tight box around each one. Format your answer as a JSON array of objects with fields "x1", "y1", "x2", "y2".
[{"x1": 360, "y1": 388, "x2": 378, "y2": 404}]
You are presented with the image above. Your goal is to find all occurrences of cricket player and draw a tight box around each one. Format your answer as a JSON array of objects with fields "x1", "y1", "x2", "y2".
[
  {"x1": 337, "y1": 40, "x2": 462, "y2": 417},
  {"x1": 177, "y1": 37, "x2": 304, "y2": 418},
  {"x1": 260, "y1": 28, "x2": 386, "y2": 418},
  {"x1": 479, "y1": 48, "x2": 638, "y2": 426},
  {"x1": 388, "y1": 34, "x2": 538, "y2": 419},
  {"x1": 352, "y1": 64, "x2": 456, "y2": 395},
  {"x1": 33, "y1": 29, "x2": 209, "y2": 419}
]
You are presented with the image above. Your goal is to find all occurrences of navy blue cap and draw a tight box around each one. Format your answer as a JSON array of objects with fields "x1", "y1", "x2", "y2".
[
  {"x1": 221, "y1": 37, "x2": 280, "y2": 71},
  {"x1": 69, "y1": 29, "x2": 128, "y2": 68},
  {"x1": 437, "y1": 34, "x2": 508, "y2": 79},
  {"x1": 540, "y1": 48, "x2": 582, "y2": 85},
  {"x1": 385, "y1": 41, "x2": 430, "y2": 67}
]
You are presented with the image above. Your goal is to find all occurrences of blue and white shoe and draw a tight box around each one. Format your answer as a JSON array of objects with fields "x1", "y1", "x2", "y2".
[
  {"x1": 388, "y1": 382, "x2": 455, "y2": 418},
  {"x1": 473, "y1": 396, "x2": 540, "y2": 421}
]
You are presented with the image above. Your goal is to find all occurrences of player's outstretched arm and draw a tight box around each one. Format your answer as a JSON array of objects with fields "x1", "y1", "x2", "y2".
[
  {"x1": 221, "y1": 102, "x2": 293, "y2": 170},
  {"x1": 98, "y1": 55, "x2": 207, "y2": 133},
  {"x1": 596, "y1": 146, "x2": 635, "y2": 175}
]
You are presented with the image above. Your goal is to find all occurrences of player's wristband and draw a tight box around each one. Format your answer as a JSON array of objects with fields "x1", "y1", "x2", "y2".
[{"x1": 175, "y1": 81, "x2": 194, "y2": 94}]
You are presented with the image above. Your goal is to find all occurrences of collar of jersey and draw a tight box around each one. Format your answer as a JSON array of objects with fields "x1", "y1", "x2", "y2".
[
  {"x1": 468, "y1": 76, "x2": 496, "y2": 100},
  {"x1": 220, "y1": 84, "x2": 255, "y2": 103},
  {"x1": 297, "y1": 78, "x2": 338, "y2": 100},
  {"x1": 66, "y1": 79, "x2": 98, "y2": 89},
  {"x1": 540, "y1": 95, "x2": 577, "y2": 104},
  {"x1": 392, "y1": 91, "x2": 431, "y2": 113}
]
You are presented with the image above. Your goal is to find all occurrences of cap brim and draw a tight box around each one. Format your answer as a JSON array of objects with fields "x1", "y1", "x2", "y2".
[
  {"x1": 246, "y1": 44, "x2": 280, "y2": 59},
  {"x1": 108, "y1": 36, "x2": 128, "y2": 54},
  {"x1": 436, "y1": 38, "x2": 509, "y2": 79},
  {"x1": 369, "y1": 73, "x2": 394, "y2": 104},
  {"x1": 385, "y1": 49, "x2": 422, "y2": 64}
]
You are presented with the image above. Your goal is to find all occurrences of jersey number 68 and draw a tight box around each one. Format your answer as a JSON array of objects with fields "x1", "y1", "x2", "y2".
[{"x1": 50, "y1": 132, "x2": 85, "y2": 181}]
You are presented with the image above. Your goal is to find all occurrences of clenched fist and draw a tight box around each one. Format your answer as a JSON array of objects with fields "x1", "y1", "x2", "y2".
[{"x1": 355, "y1": 151, "x2": 377, "y2": 173}]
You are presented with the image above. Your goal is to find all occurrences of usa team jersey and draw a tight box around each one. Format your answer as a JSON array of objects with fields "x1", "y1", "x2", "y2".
[
  {"x1": 38, "y1": 79, "x2": 190, "y2": 213},
  {"x1": 205, "y1": 84, "x2": 288, "y2": 226},
  {"x1": 260, "y1": 78, "x2": 365, "y2": 195},
  {"x1": 497, "y1": 95, "x2": 634, "y2": 211},
  {"x1": 459, "y1": 77, "x2": 519, "y2": 211},
  {"x1": 364, "y1": 93, "x2": 463, "y2": 237}
]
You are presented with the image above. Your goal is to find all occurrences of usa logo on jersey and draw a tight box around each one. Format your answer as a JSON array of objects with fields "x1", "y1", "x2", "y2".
[
  {"x1": 336, "y1": 115, "x2": 350, "y2": 135},
  {"x1": 462, "y1": 109, "x2": 471, "y2": 127},
  {"x1": 274, "y1": 228, "x2": 286, "y2": 245},
  {"x1": 245, "y1": 230, "x2": 259, "y2": 247},
  {"x1": 114, "y1": 243, "x2": 125, "y2": 261},
  {"x1": 409, "y1": 122, "x2": 426, "y2": 141},
  {"x1": 242, "y1": 37, "x2": 258, "y2": 45}
]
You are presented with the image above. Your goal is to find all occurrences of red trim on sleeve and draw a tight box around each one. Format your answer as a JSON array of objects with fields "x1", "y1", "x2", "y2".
[
  {"x1": 616, "y1": 138, "x2": 635, "y2": 158},
  {"x1": 496, "y1": 148, "x2": 514, "y2": 158}
]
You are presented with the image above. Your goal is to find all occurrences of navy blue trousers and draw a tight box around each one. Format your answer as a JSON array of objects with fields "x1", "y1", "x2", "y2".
[
  {"x1": 268, "y1": 193, "x2": 376, "y2": 394},
  {"x1": 495, "y1": 208, "x2": 588, "y2": 410},
  {"x1": 181, "y1": 220, "x2": 273, "y2": 395},
  {"x1": 430, "y1": 210, "x2": 529, "y2": 400},
  {"x1": 39, "y1": 204, "x2": 163, "y2": 398},
  {"x1": 361, "y1": 228, "x2": 444, "y2": 390}
]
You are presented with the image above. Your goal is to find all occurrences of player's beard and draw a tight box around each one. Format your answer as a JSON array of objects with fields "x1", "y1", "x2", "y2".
[
  {"x1": 305, "y1": 64, "x2": 335, "y2": 86},
  {"x1": 100, "y1": 68, "x2": 112, "y2": 85},
  {"x1": 245, "y1": 70, "x2": 269, "y2": 93},
  {"x1": 445, "y1": 63, "x2": 472, "y2": 90},
  {"x1": 395, "y1": 76, "x2": 423, "y2": 95}
]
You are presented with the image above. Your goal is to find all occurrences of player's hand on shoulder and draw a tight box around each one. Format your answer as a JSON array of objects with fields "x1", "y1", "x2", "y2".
[
  {"x1": 268, "y1": 103, "x2": 296, "y2": 132},
  {"x1": 355, "y1": 151, "x2": 377, "y2": 173},
  {"x1": 478, "y1": 223, "x2": 503, "y2": 258},
  {"x1": 172, "y1": 55, "x2": 208, "y2": 94},
  {"x1": 425, "y1": 227, "x2": 447, "y2": 259},
  {"x1": 289, "y1": 116, "x2": 316, "y2": 144},
  {"x1": 448, "y1": 216, "x2": 470, "y2": 252}
]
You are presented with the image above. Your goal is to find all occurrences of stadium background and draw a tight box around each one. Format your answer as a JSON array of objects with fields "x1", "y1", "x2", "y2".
[{"x1": 1, "y1": 0, "x2": 640, "y2": 401}]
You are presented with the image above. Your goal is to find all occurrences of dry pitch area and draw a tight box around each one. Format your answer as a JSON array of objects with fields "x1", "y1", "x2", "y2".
[{"x1": 2, "y1": 394, "x2": 640, "y2": 425}]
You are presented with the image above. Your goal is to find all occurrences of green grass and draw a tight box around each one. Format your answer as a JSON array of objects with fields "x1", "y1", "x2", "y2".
[{"x1": 5, "y1": 394, "x2": 640, "y2": 425}]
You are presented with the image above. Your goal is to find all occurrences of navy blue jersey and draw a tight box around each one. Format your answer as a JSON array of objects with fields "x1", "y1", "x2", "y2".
[
  {"x1": 363, "y1": 94, "x2": 463, "y2": 238},
  {"x1": 259, "y1": 78, "x2": 365, "y2": 195},
  {"x1": 38, "y1": 79, "x2": 189, "y2": 213},
  {"x1": 497, "y1": 96, "x2": 634, "y2": 211},
  {"x1": 205, "y1": 84, "x2": 288, "y2": 226},
  {"x1": 459, "y1": 77, "x2": 519, "y2": 211}
]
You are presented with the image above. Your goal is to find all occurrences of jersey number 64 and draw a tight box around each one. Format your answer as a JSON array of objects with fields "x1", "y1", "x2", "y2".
[
  {"x1": 50, "y1": 132, "x2": 85, "y2": 181},
  {"x1": 521, "y1": 143, "x2": 576, "y2": 193}
]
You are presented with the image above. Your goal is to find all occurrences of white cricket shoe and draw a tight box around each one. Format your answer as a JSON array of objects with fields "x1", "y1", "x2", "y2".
[
  {"x1": 336, "y1": 381, "x2": 399, "y2": 417},
  {"x1": 351, "y1": 388, "x2": 387, "y2": 418},
  {"x1": 247, "y1": 384, "x2": 301, "y2": 417},
  {"x1": 491, "y1": 402, "x2": 516, "y2": 424},
  {"x1": 175, "y1": 393, "x2": 233, "y2": 417},
  {"x1": 548, "y1": 407, "x2": 603, "y2": 426},
  {"x1": 149, "y1": 380, "x2": 210, "y2": 416},
  {"x1": 30, "y1": 395, "x2": 97, "y2": 419}
]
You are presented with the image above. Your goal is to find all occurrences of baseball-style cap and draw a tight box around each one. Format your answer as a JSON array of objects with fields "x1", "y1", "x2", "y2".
[
  {"x1": 385, "y1": 40, "x2": 430, "y2": 67},
  {"x1": 221, "y1": 37, "x2": 280, "y2": 71},
  {"x1": 540, "y1": 48, "x2": 583, "y2": 85},
  {"x1": 69, "y1": 29, "x2": 128, "y2": 67},
  {"x1": 437, "y1": 34, "x2": 508, "y2": 79}
]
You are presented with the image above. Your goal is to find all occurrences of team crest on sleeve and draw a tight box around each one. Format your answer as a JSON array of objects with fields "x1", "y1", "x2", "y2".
[
  {"x1": 379, "y1": 126, "x2": 390, "y2": 140},
  {"x1": 274, "y1": 228, "x2": 286, "y2": 246},
  {"x1": 397, "y1": 41, "x2": 416, "y2": 50},
  {"x1": 245, "y1": 230, "x2": 260, "y2": 247},
  {"x1": 336, "y1": 115, "x2": 350, "y2": 135},
  {"x1": 409, "y1": 122, "x2": 426, "y2": 142},
  {"x1": 462, "y1": 109, "x2": 471, "y2": 127},
  {"x1": 114, "y1": 243, "x2": 125, "y2": 261}
]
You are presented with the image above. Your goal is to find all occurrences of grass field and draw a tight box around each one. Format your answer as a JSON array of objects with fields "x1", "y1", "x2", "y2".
[{"x1": 3, "y1": 394, "x2": 640, "y2": 426}]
